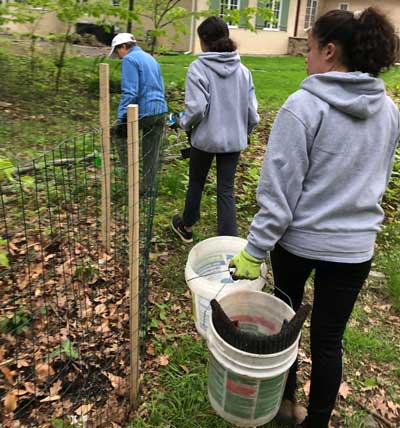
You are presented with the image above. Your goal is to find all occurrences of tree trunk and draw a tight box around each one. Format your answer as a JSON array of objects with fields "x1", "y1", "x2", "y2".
[
  {"x1": 55, "y1": 24, "x2": 72, "y2": 93},
  {"x1": 150, "y1": 35, "x2": 157, "y2": 56}
]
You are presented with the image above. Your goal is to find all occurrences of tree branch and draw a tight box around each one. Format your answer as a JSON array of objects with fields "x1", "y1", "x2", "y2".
[{"x1": 354, "y1": 398, "x2": 396, "y2": 428}]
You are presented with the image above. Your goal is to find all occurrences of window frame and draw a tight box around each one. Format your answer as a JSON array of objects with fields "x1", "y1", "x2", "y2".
[
  {"x1": 219, "y1": 0, "x2": 240, "y2": 28},
  {"x1": 339, "y1": 2, "x2": 350, "y2": 11},
  {"x1": 304, "y1": 0, "x2": 318, "y2": 30},
  {"x1": 263, "y1": 0, "x2": 282, "y2": 31}
]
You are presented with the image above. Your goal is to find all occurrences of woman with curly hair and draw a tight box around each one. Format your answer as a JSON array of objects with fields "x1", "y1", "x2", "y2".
[{"x1": 230, "y1": 7, "x2": 400, "y2": 428}]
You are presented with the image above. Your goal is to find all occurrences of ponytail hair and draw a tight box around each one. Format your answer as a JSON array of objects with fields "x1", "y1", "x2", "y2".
[
  {"x1": 312, "y1": 7, "x2": 399, "y2": 76},
  {"x1": 197, "y1": 16, "x2": 237, "y2": 52}
]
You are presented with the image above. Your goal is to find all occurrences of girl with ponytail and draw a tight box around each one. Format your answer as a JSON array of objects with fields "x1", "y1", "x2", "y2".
[
  {"x1": 229, "y1": 7, "x2": 400, "y2": 428},
  {"x1": 171, "y1": 16, "x2": 259, "y2": 242}
]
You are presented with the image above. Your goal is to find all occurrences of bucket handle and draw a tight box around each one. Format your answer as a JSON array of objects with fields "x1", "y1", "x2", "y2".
[{"x1": 187, "y1": 254, "x2": 294, "y2": 330}]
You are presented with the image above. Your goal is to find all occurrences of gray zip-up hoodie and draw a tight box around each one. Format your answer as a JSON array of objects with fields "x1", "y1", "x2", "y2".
[
  {"x1": 246, "y1": 72, "x2": 400, "y2": 263},
  {"x1": 180, "y1": 52, "x2": 259, "y2": 153}
]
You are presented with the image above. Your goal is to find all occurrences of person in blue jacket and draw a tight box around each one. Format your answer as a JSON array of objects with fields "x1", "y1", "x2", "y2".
[
  {"x1": 109, "y1": 32, "x2": 167, "y2": 193},
  {"x1": 229, "y1": 7, "x2": 399, "y2": 428}
]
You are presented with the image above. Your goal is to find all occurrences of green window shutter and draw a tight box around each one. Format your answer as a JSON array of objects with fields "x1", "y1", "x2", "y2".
[
  {"x1": 279, "y1": 0, "x2": 290, "y2": 31},
  {"x1": 239, "y1": 0, "x2": 249, "y2": 28},
  {"x1": 210, "y1": 0, "x2": 220, "y2": 11},
  {"x1": 255, "y1": 1, "x2": 265, "y2": 29}
]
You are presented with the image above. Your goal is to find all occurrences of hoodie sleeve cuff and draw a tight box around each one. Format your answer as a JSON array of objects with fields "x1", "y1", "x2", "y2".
[{"x1": 245, "y1": 242, "x2": 267, "y2": 260}]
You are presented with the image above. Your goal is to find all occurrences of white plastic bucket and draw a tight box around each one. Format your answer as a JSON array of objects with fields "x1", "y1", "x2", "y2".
[
  {"x1": 207, "y1": 290, "x2": 300, "y2": 427},
  {"x1": 185, "y1": 236, "x2": 266, "y2": 338}
]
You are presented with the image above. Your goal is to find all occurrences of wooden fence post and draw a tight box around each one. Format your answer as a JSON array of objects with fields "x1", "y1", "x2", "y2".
[
  {"x1": 99, "y1": 63, "x2": 111, "y2": 252},
  {"x1": 127, "y1": 104, "x2": 140, "y2": 408}
]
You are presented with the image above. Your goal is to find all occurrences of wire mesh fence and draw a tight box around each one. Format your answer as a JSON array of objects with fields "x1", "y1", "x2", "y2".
[{"x1": 0, "y1": 102, "x2": 165, "y2": 426}]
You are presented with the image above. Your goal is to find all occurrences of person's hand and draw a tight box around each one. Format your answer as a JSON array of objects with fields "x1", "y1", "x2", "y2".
[
  {"x1": 168, "y1": 112, "x2": 184, "y2": 130},
  {"x1": 229, "y1": 249, "x2": 263, "y2": 280}
]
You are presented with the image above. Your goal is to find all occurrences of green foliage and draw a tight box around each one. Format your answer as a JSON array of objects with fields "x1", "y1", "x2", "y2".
[
  {"x1": 52, "y1": 419, "x2": 73, "y2": 428},
  {"x1": 0, "y1": 157, "x2": 15, "y2": 181},
  {"x1": 0, "y1": 238, "x2": 9, "y2": 268},
  {"x1": 48, "y1": 339, "x2": 80, "y2": 359},
  {"x1": 206, "y1": 1, "x2": 274, "y2": 31},
  {"x1": 73, "y1": 264, "x2": 99, "y2": 282},
  {"x1": 344, "y1": 326, "x2": 399, "y2": 365},
  {"x1": 383, "y1": 148, "x2": 400, "y2": 220},
  {"x1": 378, "y1": 222, "x2": 400, "y2": 312},
  {"x1": 0, "y1": 307, "x2": 32, "y2": 334}
]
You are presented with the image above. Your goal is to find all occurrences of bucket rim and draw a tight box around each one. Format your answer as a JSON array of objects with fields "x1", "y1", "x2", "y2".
[
  {"x1": 185, "y1": 236, "x2": 265, "y2": 288},
  {"x1": 208, "y1": 290, "x2": 298, "y2": 358},
  {"x1": 208, "y1": 318, "x2": 300, "y2": 358}
]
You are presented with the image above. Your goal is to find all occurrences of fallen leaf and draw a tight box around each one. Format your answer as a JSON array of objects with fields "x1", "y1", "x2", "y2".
[
  {"x1": 146, "y1": 344, "x2": 155, "y2": 356},
  {"x1": 12, "y1": 388, "x2": 28, "y2": 396},
  {"x1": 339, "y1": 382, "x2": 351, "y2": 399},
  {"x1": 157, "y1": 355, "x2": 169, "y2": 366},
  {"x1": 36, "y1": 363, "x2": 55, "y2": 381},
  {"x1": 17, "y1": 359, "x2": 30, "y2": 368},
  {"x1": 1, "y1": 367, "x2": 15, "y2": 385},
  {"x1": 24, "y1": 382, "x2": 36, "y2": 394},
  {"x1": 95, "y1": 303, "x2": 107, "y2": 315},
  {"x1": 180, "y1": 365, "x2": 189, "y2": 374},
  {"x1": 75, "y1": 403, "x2": 93, "y2": 415},
  {"x1": 49, "y1": 379, "x2": 62, "y2": 396},
  {"x1": 363, "y1": 305, "x2": 372, "y2": 314},
  {"x1": 102, "y1": 371, "x2": 124, "y2": 389},
  {"x1": 102, "y1": 371, "x2": 127, "y2": 397},
  {"x1": 303, "y1": 380, "x2": 310, "y2": 397},
  {"x1": 40, "y1": 395, "x2": 61, "y2": 402},
  {"x1": 4, "y1": 392, "x2": 17, "y2": 412}
]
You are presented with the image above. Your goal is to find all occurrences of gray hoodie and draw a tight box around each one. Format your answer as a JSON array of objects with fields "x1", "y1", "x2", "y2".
[
  {"x1": 180, "y1": 52, "x2": 259, "y2": 153},
  {"x1": 246, "y1": 72, "x2": 400, "y2": 263}
]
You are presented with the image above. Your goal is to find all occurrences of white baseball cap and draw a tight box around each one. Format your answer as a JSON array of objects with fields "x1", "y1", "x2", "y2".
[{"x1": 108, "y1": 33, "x2": 136, "y2": 57}]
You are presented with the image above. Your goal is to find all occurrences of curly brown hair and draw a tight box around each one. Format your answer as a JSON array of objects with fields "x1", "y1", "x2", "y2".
[{"x1": 312, "y1": 7, "x2": 399, "y2": 77}]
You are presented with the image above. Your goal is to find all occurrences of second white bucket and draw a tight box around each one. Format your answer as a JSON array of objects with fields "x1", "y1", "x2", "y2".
[
  {"x1": 207, "y1": 290, "x2": 299, "y2": 427},
  {"x1": 185, "y1": 236, "x2": 266, "y2": 338}
]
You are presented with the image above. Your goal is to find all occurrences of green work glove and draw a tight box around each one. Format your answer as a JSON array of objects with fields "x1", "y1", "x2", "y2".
[{"x1": 229, "y1": 249, "x2": 263, "y2": 280}]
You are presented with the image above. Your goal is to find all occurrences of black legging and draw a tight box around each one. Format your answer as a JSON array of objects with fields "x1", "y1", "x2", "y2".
[
  {"x1": 270, "y1": 244, "x2": 371, "y2": 428},
  {"x1": 183, "y1": 147, "x2": 240, "y2": 236}
]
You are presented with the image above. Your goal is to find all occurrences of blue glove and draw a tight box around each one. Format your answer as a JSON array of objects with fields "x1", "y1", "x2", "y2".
[{"x1": 168, "y1": 112, "x2": 184, "y2": 129}]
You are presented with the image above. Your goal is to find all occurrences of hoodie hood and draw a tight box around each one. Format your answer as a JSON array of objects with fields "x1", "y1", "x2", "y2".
[
  {"x1": 198, "y1": 51, "x2": 240, "y2": 77},
  {"x1": 301, "y1": 72, "x2": 386, "y2": 119}
]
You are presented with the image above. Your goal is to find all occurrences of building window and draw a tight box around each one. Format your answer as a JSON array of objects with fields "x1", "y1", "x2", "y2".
[
  {"x1": 339, "y1": 3, "x2": 350, "y2": 10},
  {"x1": 220, "y1": 0, "x2": 240, "y2": 25},
  {"x1": 263, "y1": 0, "x2": 281, "y2": 30},
  {"x1": 304, "y1": 0, "x2": 318, "y2": 29}
]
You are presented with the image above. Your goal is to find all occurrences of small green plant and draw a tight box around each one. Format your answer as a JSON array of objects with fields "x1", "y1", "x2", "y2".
[
  {"x1": 48, "y1": 339, "x2": 80, "y2": 360},
  {"x1": 73, "y1": 264, "x2": 99, "y2": 282},
  {"x1": 0, "y1": 238, "x2": 9, "y2": 268},
  {"x1": 385, "y1": 251, "x2": 400, "y2": 312},
  {"x1": 0, "y1": 308, "x2": 32, "y2": 334},
  {"x1": 51, "y1": 418, "x2": 73, "y2": 428}
]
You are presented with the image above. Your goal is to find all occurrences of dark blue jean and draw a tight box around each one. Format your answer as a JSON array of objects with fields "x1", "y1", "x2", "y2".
[
  {"x1": 182, "y1": 147, "x2": 240, "y2": 236},
  {"x1": 270, "y1": 244, "x2": 371, "y2": 428}
]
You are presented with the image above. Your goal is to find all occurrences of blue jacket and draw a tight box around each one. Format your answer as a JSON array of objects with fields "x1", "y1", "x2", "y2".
[{"x1": 117, "y1": 46, "x2": 167, "y2": 120}]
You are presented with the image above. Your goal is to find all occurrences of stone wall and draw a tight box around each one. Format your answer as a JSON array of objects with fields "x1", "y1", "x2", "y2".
[{"x1": 288, "y1": 37, "x2": 308, "y2": 56}]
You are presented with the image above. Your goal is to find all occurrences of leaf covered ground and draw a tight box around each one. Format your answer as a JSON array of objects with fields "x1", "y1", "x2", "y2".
[{"x1": 0, "y1": 39, "x2": 399, "y2": 427}]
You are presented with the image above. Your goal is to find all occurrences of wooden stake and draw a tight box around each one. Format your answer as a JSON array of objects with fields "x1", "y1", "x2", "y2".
[
  {"x1": 99, "y1": 63, "x2": 111, "y2": 252},
  {"x1": 127, "y1": 104, "x2": 140, "y2": 408}
]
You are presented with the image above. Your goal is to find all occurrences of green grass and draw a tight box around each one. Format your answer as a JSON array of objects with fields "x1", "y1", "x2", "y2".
[
  {"x1": 344, "y1": 327, "x2": 399, "y2": 365},
  {"x1": 132, "y1": 334, "x2": 283, "y2": 428},
  {"x1": 1, "y1": 42, "x2": 400, "y2": 427}
]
